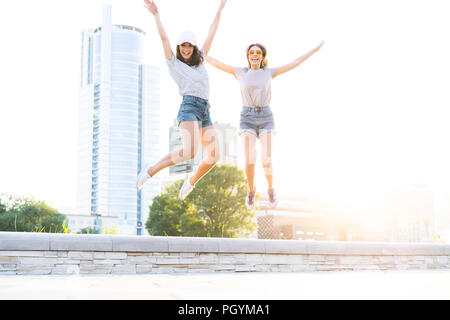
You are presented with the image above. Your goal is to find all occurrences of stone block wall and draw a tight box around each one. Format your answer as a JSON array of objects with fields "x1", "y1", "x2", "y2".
[{"x1": 1, "y1": 232, "x2": 450, "y2": 275}]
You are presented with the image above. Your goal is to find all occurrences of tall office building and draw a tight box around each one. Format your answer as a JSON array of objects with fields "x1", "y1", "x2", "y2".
[{"x1": 77, "y1": 5, "x2": 160, "y2": 235}]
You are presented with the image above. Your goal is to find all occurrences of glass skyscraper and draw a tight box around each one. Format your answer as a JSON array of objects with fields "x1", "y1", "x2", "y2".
[{"x1": 77, "y1": 5, "x2": 160, "y2": 235}]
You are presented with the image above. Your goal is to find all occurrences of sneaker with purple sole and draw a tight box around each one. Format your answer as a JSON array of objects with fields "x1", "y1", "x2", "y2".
[
  {"x1": 268, "y1": 188, "x2": 278, "y2": 208},
  {"x1": 246, "y1": 190, "x2": 255, "y2": 210}
]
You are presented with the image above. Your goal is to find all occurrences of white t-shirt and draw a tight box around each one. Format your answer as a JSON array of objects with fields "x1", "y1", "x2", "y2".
[
  {"x1": 233, "y1": 67, "x2": 277, "y2": 107},
  {"x1": 166, "y1": 51, "x2": 210, "y2": 101}
]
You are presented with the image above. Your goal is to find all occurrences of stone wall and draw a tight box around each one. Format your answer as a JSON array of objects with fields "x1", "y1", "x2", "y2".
[{"x1": 1, "y1": 232, "x2": 450, "y2": 275}]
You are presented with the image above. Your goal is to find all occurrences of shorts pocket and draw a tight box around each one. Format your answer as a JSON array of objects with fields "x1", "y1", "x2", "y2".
[
  {"x1": 240, "y1": 110, "x2": 250, "y2": 117},
  {"x1": 180, "y1": 104, "x2": 197, "y2": 114}
]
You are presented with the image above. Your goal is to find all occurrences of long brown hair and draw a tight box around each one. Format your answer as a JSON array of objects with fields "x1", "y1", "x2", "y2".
[
  {"x1": 246, "y1": 43, "x2": 268, "y2": 69},
  {"x1": 176, "y1": 45, "x2": 204, "y2": 67}
]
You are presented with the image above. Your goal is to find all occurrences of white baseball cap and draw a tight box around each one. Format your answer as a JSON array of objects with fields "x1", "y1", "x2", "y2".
[{"x1": 177, "y1": 31, "x2": 197, "y2": 46}]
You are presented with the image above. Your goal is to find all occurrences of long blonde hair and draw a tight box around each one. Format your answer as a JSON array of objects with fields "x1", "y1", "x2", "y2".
[{"x1": 246, "y1": 43, "x2": 268, "y2": 69}]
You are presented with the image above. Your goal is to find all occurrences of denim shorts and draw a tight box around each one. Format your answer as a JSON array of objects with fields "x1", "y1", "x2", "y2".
[
  {"x1": 239, "y1": 106, "x2": 275, "y2": 138},
  {"x1": 177, "y1": 95, "x2": 213, "y2": 128}
]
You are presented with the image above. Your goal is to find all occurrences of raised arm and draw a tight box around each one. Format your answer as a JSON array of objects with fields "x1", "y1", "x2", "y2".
[
  {"x1": 274, "y1": 41, "x2": 324, "y2": 77},
  {"x1": 202, "y1": 0, "x2": 227, "y2": 56},
  {"x1": 143, "y1": 0, "x2": 173, "y2": 60},
  {"x1": 206, "y1": 56, "x2": 235, "y2": 76}
]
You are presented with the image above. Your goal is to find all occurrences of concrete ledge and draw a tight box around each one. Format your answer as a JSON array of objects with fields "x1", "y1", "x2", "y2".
[
  {"x1": 1, "y1": 232, "x2": 449, "y2": 255},
  {"x1": 111, "y1": 235, "x2": 169, "y2": 252},
  {"x1": 1, "y1": 232, "x2": 450, "y2": 275},
  {"x1": 49, "y1": 233, "x2": 113, "y2": 251},
  {"x1": 167, "y1": 237, "x2": 220, "y2": 253},
  {"x1": 0, "y1": 232, "x2": 50, "y2": 251}
]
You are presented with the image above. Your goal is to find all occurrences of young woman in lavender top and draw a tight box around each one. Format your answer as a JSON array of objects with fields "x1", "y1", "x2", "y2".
[
  {"x1": 207, "y1": 41, "x2": 324, "y2": 209},
  {"x1": 137, "y1": 0, "x2": 227, "y2": 201}
]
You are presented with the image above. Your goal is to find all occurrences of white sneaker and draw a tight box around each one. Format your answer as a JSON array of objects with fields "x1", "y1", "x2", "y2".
[
  {"x1": 136, "y1": 163, "x2": 152, "y2": 190},
  {"x1": 179, "y1": 173, "x2": 195, "y2": 201}
]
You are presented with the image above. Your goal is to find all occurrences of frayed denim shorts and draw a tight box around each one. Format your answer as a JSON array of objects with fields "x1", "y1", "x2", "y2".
[
  {"x1": 239, "y1": 106, "x2": 275, "y2": 138},
  {"x1": 177, "y1": 95, "x2": 213, "y2": 128}
]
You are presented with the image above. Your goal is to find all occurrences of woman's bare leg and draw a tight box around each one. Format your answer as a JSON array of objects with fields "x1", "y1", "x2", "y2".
[
  {"x1": 259, "y1": 131, "x2": 274, "y2": 190},
  {"x1": 148, "y1": 121, "x2": 199, "y2": 177},
  {"x1": 241, "y1": 132, "x2": 258, "y2": 193},
  {"x1": 190, "y1": 125, "x2": 220, "y2": 185}
]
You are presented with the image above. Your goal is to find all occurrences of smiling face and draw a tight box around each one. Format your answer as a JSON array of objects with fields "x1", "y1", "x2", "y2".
[
  {"x1": 178, "y1": 42, "x2": 194, "y2": 61},
  {"x1": 246, "y1": 44, "x2": 267, "y2": 70},
  {"x1": 176, "y1": 42, "x2": 204, "y2": 67}
]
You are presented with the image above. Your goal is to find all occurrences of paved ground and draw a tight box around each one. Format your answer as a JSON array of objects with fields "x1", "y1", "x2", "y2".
[{"x1": 1, "y1": 270, "x2": 450, "y2": 300}]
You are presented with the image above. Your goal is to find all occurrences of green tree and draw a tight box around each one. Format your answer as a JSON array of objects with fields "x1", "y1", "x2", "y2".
[
  {"x1": 146, "y1": 165, "x2": 256, "y2": 238},
  {"x1": 0, "y1": 199, "x2": 6, "y2": 215},
  {"x1": 0, "y1": 194, "x2": 66, "y2": 233},
  {"x1": 79, "y1": 226, "x2": 101, "y2": 234}
]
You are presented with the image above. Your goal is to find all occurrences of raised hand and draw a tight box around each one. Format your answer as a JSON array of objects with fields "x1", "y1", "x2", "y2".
[
  {"x1": 273, "y1": 41, "x2": 325, "y2": 77},
  {"x1": 316, "y1": 41, "x2": 325, "y2": 51},
  {"x1": 203, "y1": 0, "x2": 227, "y2": 56},
  {"x1": 143, "y1": 0, "x2": 172, "y2": 59},
  {"x1": 143, "y1": 0, "x2": 158, "y2": 16}
]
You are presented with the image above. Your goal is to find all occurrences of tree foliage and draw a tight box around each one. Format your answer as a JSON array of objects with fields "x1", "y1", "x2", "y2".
[
  {"x1": 0, "y1": 194, "x2": 66, "y2": 233},
  {"x1": 79, "y1": 226, "x2": 101, "y2": 234},
  {"x1": 146, "y1": 165, "x2": 256, "y2": 238}
]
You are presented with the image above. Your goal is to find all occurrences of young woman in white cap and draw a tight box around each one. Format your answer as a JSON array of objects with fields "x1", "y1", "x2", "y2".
[
  {"x1": 207, "y1": 41, "x2": 324, "y2": 209},
  {"x1": 137, "y1": 0, "x2": 227, "y2": 200}
]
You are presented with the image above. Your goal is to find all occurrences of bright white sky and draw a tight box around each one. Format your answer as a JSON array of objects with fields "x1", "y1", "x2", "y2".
[{"x1": 1, "y1": 0, "x2": 450, "y2": 217}]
